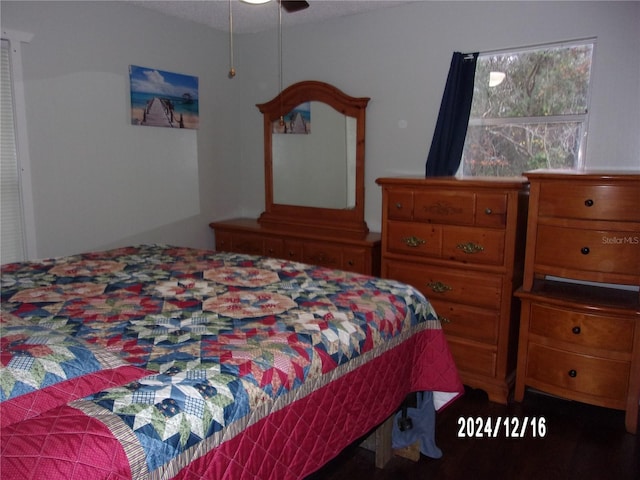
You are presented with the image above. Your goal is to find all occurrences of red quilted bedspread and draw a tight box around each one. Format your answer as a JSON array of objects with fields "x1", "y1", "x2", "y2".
[{"x1": 1, "y1": 244, "x2": 462, "y2": 479}]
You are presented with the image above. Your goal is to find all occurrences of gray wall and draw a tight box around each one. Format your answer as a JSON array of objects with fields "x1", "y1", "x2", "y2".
[
  {"x1": 2, "y1": 1, "x2": 639, "y2": 258},
  {"x1": 2, "y1": 1, "x2": 242, "y2": 257}
]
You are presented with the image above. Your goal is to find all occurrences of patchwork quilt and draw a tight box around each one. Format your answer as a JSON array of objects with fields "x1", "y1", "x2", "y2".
[{"x1": 1, "y1": 244, "x2": 462, "y2": 479}]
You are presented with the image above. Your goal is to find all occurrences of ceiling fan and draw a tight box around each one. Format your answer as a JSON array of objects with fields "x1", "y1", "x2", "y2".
[
  {"x1": 242, "y1": 0, "x2": 309, "y2": 13},
  {"x1": 280, "y1": 1, "x2": 310, "y2": 13}
]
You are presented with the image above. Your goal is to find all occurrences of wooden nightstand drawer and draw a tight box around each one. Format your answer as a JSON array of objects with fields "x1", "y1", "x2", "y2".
[
  {"x1": 539, "y1": 182, "x2": 640, "y2": 222},
  {"x1": 529, "y1": 303, "x2": 635, "y2": 353},
  {"x1": 526, "y1": 343, "x2": 630, "y2": 403},
  {"x1": 431, "y1": 299, "x2": 499, "y2": 344},
  {"x1": 535, "y1": 224, "x2": 640, "y2": 280},
  {"x1": 443, "y1": 226, "x2": 505, "y2": 265},
  {"x1": 387, "y1": 221, "x2": 442, "y2": 257},
  {"x1": 414, "y1": 191, "x2": 475, "y2": 225},
  {"x1": 385, "y1": 261, "x2": 503, "y2": 310}
]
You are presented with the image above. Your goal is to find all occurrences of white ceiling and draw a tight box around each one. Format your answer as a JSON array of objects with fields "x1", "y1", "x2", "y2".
[{"x1": 133, "y1": 0, "x2": 415, "y2": 34}]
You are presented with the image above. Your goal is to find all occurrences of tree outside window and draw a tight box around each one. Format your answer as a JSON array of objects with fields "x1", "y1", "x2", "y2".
[{"x1": 461, "y1": 41, "x2": 594, "y2": 177}]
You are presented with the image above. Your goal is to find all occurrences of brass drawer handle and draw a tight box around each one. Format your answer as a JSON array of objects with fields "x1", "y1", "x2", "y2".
[
  {"x1": 568, "y1": 369, "x2": 577, "y2": 378},
  {"x1": 456, "y1": 242, "x2": 484, "y2": 254},
  {"x1": 427, "y1": 281, "x2": 452, "y2": 293},
  {"x1": 402, "y1": 236, "x2": 426, "y2": 248}
]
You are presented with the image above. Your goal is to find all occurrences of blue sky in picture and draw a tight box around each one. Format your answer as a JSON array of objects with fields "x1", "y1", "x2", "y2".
[{"x1": 129, "y1": 65, "x2": 199, "y2": 101}]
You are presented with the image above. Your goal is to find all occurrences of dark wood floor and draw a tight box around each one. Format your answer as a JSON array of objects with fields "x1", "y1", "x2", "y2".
[{"x1": 308, "y1": 387, "x2": 639, "y2": 480}]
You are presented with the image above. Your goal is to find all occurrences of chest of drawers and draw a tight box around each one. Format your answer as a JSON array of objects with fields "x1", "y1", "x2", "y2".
[
  {"x1": 209, "y1": 218, "x2": 381, "y2": 276},
  {"x1": 376, "y1": 177, "x2": 529, "y2": 404},
  {"x1": 515, "y1": 171, "x2": 640, "y2": 433}
]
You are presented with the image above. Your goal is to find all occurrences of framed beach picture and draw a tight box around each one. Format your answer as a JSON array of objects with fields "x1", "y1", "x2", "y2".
[{"x1": 130, "y1": 65, "x2": 199, "y2": 129}]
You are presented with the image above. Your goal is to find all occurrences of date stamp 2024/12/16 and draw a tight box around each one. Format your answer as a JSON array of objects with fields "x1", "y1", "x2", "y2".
[{"x1": 457, "y1": 417, "x2": 547, "y2": 438}]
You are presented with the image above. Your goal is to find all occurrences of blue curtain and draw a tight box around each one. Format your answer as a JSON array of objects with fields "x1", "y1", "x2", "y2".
[{"x1": 425, "y1": 52, "x2": 478, "y2": 177}]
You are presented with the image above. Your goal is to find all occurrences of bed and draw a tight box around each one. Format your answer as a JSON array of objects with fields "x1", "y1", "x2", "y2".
[{"x1": 1, "y1": 244, "x2": 462, "y2": 479}]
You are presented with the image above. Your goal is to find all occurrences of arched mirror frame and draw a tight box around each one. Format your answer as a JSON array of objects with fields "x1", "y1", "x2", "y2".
[{"x1": 257, "y1": 81, "x2": 370, "y2": 235}]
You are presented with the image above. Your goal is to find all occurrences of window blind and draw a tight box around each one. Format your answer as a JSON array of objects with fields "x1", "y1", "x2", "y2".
[{"x1": 1, "y1": 38, "x2": 26, "y2": 264}]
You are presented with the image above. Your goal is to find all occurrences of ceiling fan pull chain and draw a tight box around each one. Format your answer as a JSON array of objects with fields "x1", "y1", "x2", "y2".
[
  {"x1": 278, "y1": 1, "x2": 285, "y2": 125},
  {"x1": 228, "y1": 0, "x2": 236, "y2": 78}
]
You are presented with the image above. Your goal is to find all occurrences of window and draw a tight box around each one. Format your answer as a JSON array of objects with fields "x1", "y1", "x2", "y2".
[
  {"x1": 1, "y1": 32, "x2": 35, "y2": 264},
  {"x1": 1, "y1": 38, "x2": 25, "y2": 264},
  {"x1": 461, "y1": 40, "x2": 594, "y2": 177}
]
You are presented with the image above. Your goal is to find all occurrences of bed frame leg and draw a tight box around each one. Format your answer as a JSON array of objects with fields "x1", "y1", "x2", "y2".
[{"x1": 373, "y1": 414, "x2": 394, "y2": 468}]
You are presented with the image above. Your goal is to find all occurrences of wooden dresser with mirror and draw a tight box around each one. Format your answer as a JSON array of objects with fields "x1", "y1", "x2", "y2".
[{"x1": 210, "y1": 81, "x2": 381, "y2": 276}]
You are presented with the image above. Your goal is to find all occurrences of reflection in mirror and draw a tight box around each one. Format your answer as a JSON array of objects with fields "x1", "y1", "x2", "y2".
[{"x1": 272, "y1": 102, "x2": 356, "y2": 209}]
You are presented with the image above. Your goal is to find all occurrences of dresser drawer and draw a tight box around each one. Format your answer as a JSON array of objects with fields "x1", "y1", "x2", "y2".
[
  {"x1": 385, "y1": 261, "x2": 503, "y2": 310},
  {"x1": 215, "y1": 231, "x2": 233, "y2": 252},
  {"x1": 264, "y1": 237, "x2": 285, "y2": 258},
  {"x1": 448, "y1": 340, "x2": 496, "y2": 377},
  {"x1": 303, "y1": 243, "x2": 343, "y2": 269},
  {"x1": 414, "y1": 191, "x2": 475, "y2": 225},
  {"x1": 387, "y1": 222, "x2": 506, "y2": 265},
  {"x1": 281, "y1": 239, "x2": 303, "y2": 261},
  {"x1": 535, "y1": 224, "x2": 640, "y2": 279},
  {"x1": 341, "y1": 247, "x2": 369, "y2": 274},
  {"x1": 529, "y1": 303, "x2": 635, "y2": 353},
  {"x1": 387, "y1": 221, "x2": 442, "y2": 257},
  {"x1": 301, "y1": 244, "x2": 368, "y2": 273},
  {"x1": 538, "y1": 183, "x2": 640, "y2": 222},
  {"x1": 443, "y1": 226, "x2": 505, "y2": 265},
  {"x1": 431, "y1": 299, "x2": 499, "y2": 344},
  {"x1": 228, "y1": 232, "x2": 264, "y2": 255},
  {"x1": 476, "y1": 193, "x2": 508, "y2": 228},
  {"x1": 526, "y1": 343, "x2": 630, "y2": 403},
  {"x1": 210, "y1": 219, "x2": 381, "y2": 276},
  {"x1": 387, "y1": 190, "x2": 414, "y2": 220}
]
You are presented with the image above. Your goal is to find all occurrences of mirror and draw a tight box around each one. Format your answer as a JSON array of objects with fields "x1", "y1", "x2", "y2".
[
  {"x1": 257, "y1": 81, "x2": 370, "y2": 235},
  {"x1": 272, "y1": 102, "x2": 356, "y2": 209}
]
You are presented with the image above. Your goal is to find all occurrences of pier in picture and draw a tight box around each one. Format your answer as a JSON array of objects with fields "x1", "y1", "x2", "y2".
[{"x1": 130, "y1": 65, "x2": 199, "y2": 129}]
